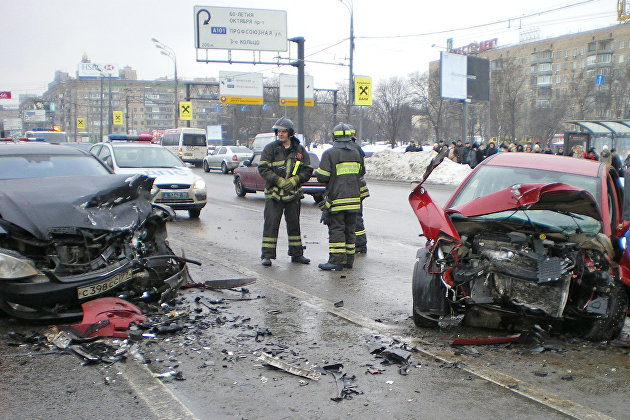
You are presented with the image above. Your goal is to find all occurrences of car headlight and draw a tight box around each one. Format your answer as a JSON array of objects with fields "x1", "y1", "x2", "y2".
[
  {"x1": 193, "y1": 179, "x2": 206, "y2": 190},
  {"x1": 0, "y1": 251, "x2": 39, "y2": 279}
]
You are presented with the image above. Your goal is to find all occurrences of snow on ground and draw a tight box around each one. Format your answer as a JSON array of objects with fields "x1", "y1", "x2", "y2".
[
  {"x1": 365, "y1": 149, "x2": 472, "y2": 185},
  {"x1": 307, "y1": 145, "x2": 471, "y2": 186}
]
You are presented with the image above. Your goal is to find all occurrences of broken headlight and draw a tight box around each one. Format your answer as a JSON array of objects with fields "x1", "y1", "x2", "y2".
[{"x1": 0, "y1": 250, "x2": 39, "y2": 279}]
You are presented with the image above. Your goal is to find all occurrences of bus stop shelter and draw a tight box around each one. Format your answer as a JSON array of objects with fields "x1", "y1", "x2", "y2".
[{"x1": 564, "y1": 120, "x2": 630, "y2": 159}]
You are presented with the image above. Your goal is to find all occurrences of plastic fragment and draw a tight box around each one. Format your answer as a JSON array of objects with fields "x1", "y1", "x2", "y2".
[{"x1": 258, "y1": 352, "x2": 320, "y2": 381}]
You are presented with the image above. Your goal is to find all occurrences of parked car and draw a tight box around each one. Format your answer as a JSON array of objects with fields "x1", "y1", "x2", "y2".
[
  {"x1": 233, "y1": 151, "x2": 326, "y2": 203},
  {"x1": 203, "y1": 145, "x2": 253, "y2": 174},
  {"x1": 90, "y1": 135, "x2": 207, "y2": 218},
  {"x1": 410, "y1": 151, "x2": 629, "y2": 341},
  {"x1": 0, "y1": 143, "x2": 189, "y2": 320}
]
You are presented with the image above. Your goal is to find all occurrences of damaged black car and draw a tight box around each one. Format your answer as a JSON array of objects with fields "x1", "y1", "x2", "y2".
[{"x1": 0, "y1": 143, "x2": 189, "y2": 319}]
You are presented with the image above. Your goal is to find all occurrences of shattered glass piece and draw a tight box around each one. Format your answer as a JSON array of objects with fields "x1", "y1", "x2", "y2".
[{"x1": 438, "y1": 315, "x2": 464, "y2": 328}]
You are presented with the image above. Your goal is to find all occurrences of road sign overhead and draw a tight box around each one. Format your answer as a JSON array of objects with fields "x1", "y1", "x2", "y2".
[
  {"x1": 195, "y1": 6, "x2": 287, "y2": 52},
  {"x1": 219, "y1": 71, "x2": 264, "y2": 105},
  {"x1": 354, "y1": 76, "x2": 372, "y2": 106},
  {"x1": 279, "y1": 74, "x2": 314, "y2": 107}
]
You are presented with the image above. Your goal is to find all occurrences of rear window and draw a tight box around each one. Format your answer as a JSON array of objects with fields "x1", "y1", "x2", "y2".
[
  {"x1": 0, "y1": 155, "x2": 110, "y2": 179},
  {"x1": 233, "y1": 146, "x2": 253, "y2": 153},
  {"x1": 182, "y1": 134, "x2": 206, "y2": 146}
]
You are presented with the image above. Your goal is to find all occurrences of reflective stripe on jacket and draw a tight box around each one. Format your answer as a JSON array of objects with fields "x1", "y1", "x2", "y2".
[
  {"x1": 315, "y1": 141, "x2": 365, "y2": 213},
  {"x1": 259, "y1": 138, "x2": 313, "y2": 201}
]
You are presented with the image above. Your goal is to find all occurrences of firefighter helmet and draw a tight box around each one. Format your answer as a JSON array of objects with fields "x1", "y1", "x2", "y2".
[
  {"x1": 272, "y1": 117, "x2": 295, "y2": 137},
  {"x1": 333, "y1": 122, "x2": 354, "y2": 141}
]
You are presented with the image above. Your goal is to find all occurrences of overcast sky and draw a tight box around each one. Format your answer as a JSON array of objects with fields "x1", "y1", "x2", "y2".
[{"x1": 0, "y1": 0, "x2": 619, "y2": 103}]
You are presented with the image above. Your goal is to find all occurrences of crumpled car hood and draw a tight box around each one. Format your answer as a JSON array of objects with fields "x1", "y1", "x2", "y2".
[
  {"x1": 410, "y1": 183, "x2": 602, "y2": 241},
  {"x1": 0, "y1": 174, "x2": 154, "y2": 240},
  {"x1": 115, "y1": 167, "x2": 199, "y2": 186}
]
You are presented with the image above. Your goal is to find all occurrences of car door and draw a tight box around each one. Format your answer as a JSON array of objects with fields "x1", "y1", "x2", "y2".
[{"x1": 210, "y1": 147, "x2": 225, "y2": 169}]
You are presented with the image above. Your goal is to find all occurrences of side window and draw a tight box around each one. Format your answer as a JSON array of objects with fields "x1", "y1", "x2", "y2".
[
  {"x1": 606, "y1": 174, "x2": 619, "y2": 234},
  {"x1": 90, "y1": 145, "x2": 101, "y2": 156},
  {"x1": 218, "y1": 147, "x2": 226, "y2": 155},
  {"x1": 251, "y1": 154, "x2": 261, "y2": 167},
  {"x1": 98, "y1": 147, "x2": 112, "y2": 167}
]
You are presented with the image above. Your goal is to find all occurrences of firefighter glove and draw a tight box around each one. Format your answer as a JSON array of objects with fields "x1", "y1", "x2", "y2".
[
  {"x1": 320, "y1": 209, "x2": 330, "y2": 225},
  {"x1": 288, "y1": 175, "x2": 300, "y2": 188}
]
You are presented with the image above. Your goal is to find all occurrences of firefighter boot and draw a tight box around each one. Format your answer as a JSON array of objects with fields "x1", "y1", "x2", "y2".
[
  {"x1": 343, "y1": 255, "x2": 354, "y2": 269},
  {"x1": 262, "y1": 258, "x2": 272, "y2": 267},
  {"x1": 318, "y1": 262, "x2": 343, "y2": 271},
  {"x1": 291, "y1": 255, "x2": 311, "y2": 264}
]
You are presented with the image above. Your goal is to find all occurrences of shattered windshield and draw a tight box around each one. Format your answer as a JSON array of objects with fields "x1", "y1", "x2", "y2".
[
  {"x1": 471, "y1": 209, "x2": 601, "y2": 236},
  {"x1": 113, "y1": 146, "x2": 184, "y2": 168},
  {"x1": 450, "y1": 165, "x2": 600, "y2": 207}
]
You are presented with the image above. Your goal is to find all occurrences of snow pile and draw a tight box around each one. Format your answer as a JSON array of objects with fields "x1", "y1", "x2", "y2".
[{"x1": 365, "y1": 150, "x2": 472, "y2": 185}]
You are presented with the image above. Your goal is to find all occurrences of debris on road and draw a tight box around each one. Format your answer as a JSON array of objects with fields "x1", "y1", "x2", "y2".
[
  {"x1": 182, "y1": 278, "x2": 256, "y2": 290},
  {"x1": 450, "y1": 335, "x2": 521, "y2": 346},
  {"x1": 258, "y1": 351, "x2": 321, "y2": 380},
  {"x1": 324, "y1": 364, "x2": 362, "y2": 401}
]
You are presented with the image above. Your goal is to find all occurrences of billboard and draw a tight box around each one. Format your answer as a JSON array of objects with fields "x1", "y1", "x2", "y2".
[
  {"x1": 0, "y1": 91, "x2": 11, "y2": 99},
  {"x1": 440, "y1": 52, "x2": 489, "y2": 101},
  {"x1": 23, "y1": 110, "x2": 46, "y2": 122},
  {"x1": 195, "y1": 6, "x2": 287, "y2": 52},
  {"x1": 78, "y1": 63, "x2": 119, "y2": 78},
  {"x1": 279, "y1": 74, "x2": 314, "y2": 106},
  {"x1": 219, "y1": 71, "x2": 263, "y2": 105}
]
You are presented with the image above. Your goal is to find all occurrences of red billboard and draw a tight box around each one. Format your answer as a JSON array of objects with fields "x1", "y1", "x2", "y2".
[{"x1": 0, "y1": 91, "x2": 11, "y2": 99}]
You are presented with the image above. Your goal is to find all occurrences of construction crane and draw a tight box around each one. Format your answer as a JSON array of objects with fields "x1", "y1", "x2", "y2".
[{"x1": 618, "y1": 0, "x2": 630, "y2": 22}]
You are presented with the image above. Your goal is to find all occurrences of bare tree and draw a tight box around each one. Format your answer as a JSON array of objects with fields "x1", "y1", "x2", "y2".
[
  {"x1": 489, "y1": 55, "x2": 527, "y2": 141},
  {"x1": 370, "y1": 76, "x2": 413, "y2": 147},
  {"x1": 409, "y1": 70, "x2": 445, "y2": 142}
]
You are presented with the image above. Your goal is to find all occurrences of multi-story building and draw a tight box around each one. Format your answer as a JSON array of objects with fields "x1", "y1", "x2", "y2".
[{"x1": 477, "y1": 23, "x2": 630, "y2": 114}]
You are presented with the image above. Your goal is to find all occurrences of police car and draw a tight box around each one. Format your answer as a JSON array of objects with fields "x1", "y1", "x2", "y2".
[{"x1": 90, "y1": 135, "x2": 207, "y2": 218}]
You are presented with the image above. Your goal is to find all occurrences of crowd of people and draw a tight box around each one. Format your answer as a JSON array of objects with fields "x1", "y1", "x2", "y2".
[{"x1": 405, "y1": 139, "x2": 626, "y2": 174}]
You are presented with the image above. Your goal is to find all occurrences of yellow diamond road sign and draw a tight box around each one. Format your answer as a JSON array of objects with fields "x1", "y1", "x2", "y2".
[
  {"x1": 354, "y1": 76, "x2": 372, "y2": 106},
  {"x1": 76, "y1": 118, "x2": 85, "y2": 129},
  {"x1": 180, "y1": 101, "x2": 192, "y2": 120},
  {"x1": 112, "y1": 111, "x2": 123, "y2": 125}
]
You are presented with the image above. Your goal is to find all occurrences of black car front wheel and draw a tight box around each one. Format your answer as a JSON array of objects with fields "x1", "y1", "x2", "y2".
[
  {"x1": 412, "y1": 248, "x2": 446, "y2": 328},
  {"x1": 202, "y1": 160, "x2": 210, "y2": 172},
  {"x1": 234, "y1": 178, "x2": 247, "y2": 197},
  {"x1": 578, "y1": 278, "x2": 628, "y2": 341},
  {"x1": 188, "y1": 208, "x2": 201, "y2": 219},
  {"x1": 221, "y1": 162, "x2": 229, "y2": 174}
]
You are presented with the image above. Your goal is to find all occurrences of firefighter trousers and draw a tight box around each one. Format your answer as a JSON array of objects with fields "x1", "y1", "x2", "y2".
[
  {"x1": 327, "y1": 211, "x2": 357, "y2": 265},
  {"x1": 355, "y1": 203, "x2": 367, "y2": 249},
  {"x1": 261, "y1": 198, "x2": 304, "y2": 259}
]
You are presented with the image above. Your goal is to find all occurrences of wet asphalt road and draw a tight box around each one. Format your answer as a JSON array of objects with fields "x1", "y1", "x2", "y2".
[{"x1": 1, "y1": 169, "x2": 629, "y2": 419}]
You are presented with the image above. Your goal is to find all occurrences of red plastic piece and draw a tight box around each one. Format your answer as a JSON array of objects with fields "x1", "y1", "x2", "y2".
[
  {"x1": 71, "y1": 297, "x2": 146, "y2": 338},
  {"x1": 450, "y1": 335, "x2": 521, "y2": 346}
]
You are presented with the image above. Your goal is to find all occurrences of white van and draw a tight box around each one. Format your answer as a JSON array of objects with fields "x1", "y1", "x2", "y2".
[
  {"x1": 251, "y1": 132, "x2": 277, "y2": 153},
  {"x1": 161, "y1": 128, "x2": 207, "y2": 167}
]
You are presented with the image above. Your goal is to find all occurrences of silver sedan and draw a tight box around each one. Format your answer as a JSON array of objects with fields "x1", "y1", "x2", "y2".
[{"x1": 203, "y1": 146, "x2": 253, "y2": 174}]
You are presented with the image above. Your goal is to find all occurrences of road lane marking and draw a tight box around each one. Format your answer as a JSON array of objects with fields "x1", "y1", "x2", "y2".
[
  {"x1": 173, "y1": 239, "x2": 614, "y2": 420},
  {"x1": 229, "y1": 203, "x2": 260, "y2": 212},
  {"x1": 118, "y1": 359, "x2": 198, "y2": 420}
]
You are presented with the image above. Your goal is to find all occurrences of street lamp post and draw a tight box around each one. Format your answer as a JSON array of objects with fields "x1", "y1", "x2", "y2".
[
  {"x1": 152, "y1": 38, "x2": 178, "y2": 128},
  {"x1": 340, "y1": 0, "x2": 354, "y2": 120}
]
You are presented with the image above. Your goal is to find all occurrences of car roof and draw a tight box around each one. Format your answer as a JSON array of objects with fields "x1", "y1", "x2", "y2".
[
  {"x1": 101, "y1": 142, "x2": 164, "y2": 149},
  {"x1": 0, "y1": 142, "x2": 90, "y2": 156},
  {"x1": 482, "y1": 152, "x2": 602, "y2": 177}
]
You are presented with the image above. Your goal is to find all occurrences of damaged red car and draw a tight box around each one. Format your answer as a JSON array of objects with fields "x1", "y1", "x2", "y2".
[
  {"x1": 410, "y1": 151, "x2": 629, "y2": 341},
  {"x1": 0, "y1": 143, "x2": 190, "y2": 320}
]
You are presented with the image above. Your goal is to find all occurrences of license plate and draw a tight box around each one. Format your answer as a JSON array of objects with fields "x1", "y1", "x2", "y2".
[
  {"x1": 77, "y1": 269, "x2": 133, "y2": 299},
  {"x1": 184, "y1": 153, "x2": 193, "y2": 156},
  {"x1": 162, "y1": 191, "x2": 188, "y2": 200}
]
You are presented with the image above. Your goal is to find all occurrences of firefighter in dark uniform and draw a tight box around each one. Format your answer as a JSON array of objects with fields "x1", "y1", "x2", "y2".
[
  {"x1": 259, "y1": 117, "x2": 313, "y2": 266},
  {"x1": 316, "y1": 123, "x2": 365, "y2": 271},
  {"x1": 349, "y1": 126, "x2": 369, "y2": 253}
]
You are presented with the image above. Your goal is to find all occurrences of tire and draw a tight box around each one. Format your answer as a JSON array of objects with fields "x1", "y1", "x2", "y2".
[
  {"x1": 188, "y1": 208, "x2": 201, "y2": 219},
  {"x1": 234, "y1": 178, "x2": 247, "y2": 197},
  {"x1": 202, "y1": 160, "x2": 210, "y2": 172},
  {"x1": 221, "y1": 162, "x2": 228, "y2": 174},
  {"x1": 579, "y1": 278, "x2": 628, "y2": 341},
  {"x1": 412, "y1": 248, "x2": 446, "y2": 328}
]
